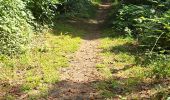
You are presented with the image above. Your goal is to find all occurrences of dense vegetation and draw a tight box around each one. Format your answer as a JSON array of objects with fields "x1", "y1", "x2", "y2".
[
  {"x1": 110, "y1": 0, "x2": 170, "y2": 78},
  {"x1": 0, "y1": 0, "x2": 33, "y2": 55},
  {"x1": 113, "y1": 0, "x2": 170, "y2": 52},
  {"x1": 96, "y1": 0, "x2": 170, "y2": 99}
]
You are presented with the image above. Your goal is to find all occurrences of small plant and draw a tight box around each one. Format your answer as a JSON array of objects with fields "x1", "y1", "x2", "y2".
[{"x1": 148, "y1": 55, "x2": 170, "y2": 78}]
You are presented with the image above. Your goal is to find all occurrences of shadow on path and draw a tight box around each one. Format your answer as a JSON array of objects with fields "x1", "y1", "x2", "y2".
[
  {"x1": 46, "y1": 1, "x2": 112, "y2": 100},
  {"x1": 51, "y1": 1, "x2": 112, "y2": 41}
]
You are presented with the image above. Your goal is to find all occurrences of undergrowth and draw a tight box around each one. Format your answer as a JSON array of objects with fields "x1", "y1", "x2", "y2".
[
  {"x1": 96, "y1": 29, "x2": 170, "y2": 99},
  {"x1": 0, "y1": 22, "x2": 85, "y2": 99}
]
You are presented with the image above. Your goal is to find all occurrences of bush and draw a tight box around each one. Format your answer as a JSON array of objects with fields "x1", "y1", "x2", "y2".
[
  {"x1": 23, "y1": 0, "x2": 96, "y2": 24},
  {"x1": 112, "y1": 4, "x2": 152, "y2": 35},
  {"x1": 112, "y1": 0, "x2": 170, "y2": 51},
  {"x1": 0, "y1": 0, "x2": 33, "y2": 55},
  {"x1": 23, "y1": 0, "x2": 60, "y2": 24},
  {"x1": 111, "y1": 0, "x2": 170, "y2": 78},
  {"x1": 137, "y1": 10, "x2": 170, "y2": 51}
]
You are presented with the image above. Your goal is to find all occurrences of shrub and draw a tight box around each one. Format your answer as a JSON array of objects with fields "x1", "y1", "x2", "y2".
[
  {"x1": 112, "y1": 0, "x2": 170, "y2": 51},
  {"x1": 137, "y1": 10, "x2": 170, "y2": 51},
  {"x1": 111, "y1": 0, "x2": 170, "y2": 78},
  {"x1": 112, "y1": 4, "x2": 152, "y2": 35},
  {"x1": 23, "y1": 0, "x2": 62, "y2": 24},
  {"x1": 23, "y1": 0, "x2": 96, "y2": 24},
  {"x1": 0, "y1": 0, "x2": 33, "y2": 55}
]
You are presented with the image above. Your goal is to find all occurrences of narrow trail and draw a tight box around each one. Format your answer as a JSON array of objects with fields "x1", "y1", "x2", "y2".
[{"x1": 48, "y1": 2, "x2": 111, "y2": 100}]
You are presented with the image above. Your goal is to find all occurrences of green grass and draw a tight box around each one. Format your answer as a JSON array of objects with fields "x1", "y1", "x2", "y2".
[
  {"x1": 0, "y1": 22, "x2": 85, "y2": 99},
  {"x1": 96, "y1": 29, "x2": 170, "y2": 99}
]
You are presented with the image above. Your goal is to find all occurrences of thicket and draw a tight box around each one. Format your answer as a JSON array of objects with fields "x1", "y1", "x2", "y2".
[
  {"x1": 0, "y1": 0, "x2": 33, "y2": 55},
  {"x1": 113, "y1": 0, "x2": 170, "y2": 50},
  {"x1": 111, "y1": 0, "x2": 170, "y2": 78},
  {"x1": 0, "y1": 0, "x2": 97, "y2": 56},
  {"x1": 23, "y1": 0, "x2": 96, "y2": 24}
]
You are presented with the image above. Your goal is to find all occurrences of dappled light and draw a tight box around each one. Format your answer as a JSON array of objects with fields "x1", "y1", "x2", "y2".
[{"x1": 0, "y1": 0, "x2": 170, "y2": 99}]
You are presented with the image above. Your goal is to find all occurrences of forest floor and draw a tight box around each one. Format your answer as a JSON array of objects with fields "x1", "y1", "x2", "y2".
[
  {"x1": 1, "y1": 1, "x2": 169, "y2": 100},
  {"x1": 47, "y1": 1, "x2": 170, "y2": 100},
  {"x1": 47, "y1": 2, "x2": 112, "y2": 100}
]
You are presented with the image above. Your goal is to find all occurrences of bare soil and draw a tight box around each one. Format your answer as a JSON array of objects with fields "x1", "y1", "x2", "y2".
[{"x1": 48, "y1": 3, "x2": 111, "y2": 100}]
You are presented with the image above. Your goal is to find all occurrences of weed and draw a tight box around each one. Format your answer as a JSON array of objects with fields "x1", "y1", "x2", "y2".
[{"x1": 0, "y1": 22, "x2": 85, "y2": 99}]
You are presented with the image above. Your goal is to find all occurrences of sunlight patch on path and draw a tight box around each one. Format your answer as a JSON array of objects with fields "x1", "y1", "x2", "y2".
[{"x1": 48, "y1": 3, "x2": 112, "y2": 100}]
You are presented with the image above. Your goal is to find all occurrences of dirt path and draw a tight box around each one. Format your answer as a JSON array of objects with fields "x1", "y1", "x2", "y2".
[{"x1": 48, "y1": 3, "x2": 111, "y2": 100}]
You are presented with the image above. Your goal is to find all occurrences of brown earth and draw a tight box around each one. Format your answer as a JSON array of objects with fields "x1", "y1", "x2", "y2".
[{"x1": 47, "y1": 2, "x2": 111, "y2": 100}]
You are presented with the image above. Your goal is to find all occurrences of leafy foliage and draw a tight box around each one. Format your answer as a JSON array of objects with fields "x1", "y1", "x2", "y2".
[
  {"x1": 23, "y1": 0, "x2": 97, "y2": 24},
  {"x1": 0, "y1": 0, "x2": 33, "y2": 55},
  {"x1": 149, "y1": 54, "x2": 170, "y2": 78},
  {"x1": 111, "y1": 0, "x2": 170, "y2": 78},
  {"x1": 112, "y1": 0, "x2": 170, "y2": 52},
  {"x1": 23, "y1": 0, "x2": 60, "y2": 24},
  {"x1": 0, "y1": 0, "x2": 97, "y2": 55}
]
